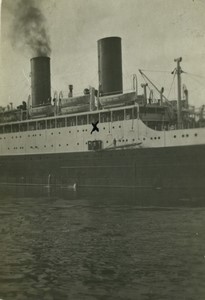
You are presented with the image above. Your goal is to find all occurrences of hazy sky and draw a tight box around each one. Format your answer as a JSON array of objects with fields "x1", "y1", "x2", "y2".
[{"x1": 1, "y1": 0, "x2": 205, "y2": 107}]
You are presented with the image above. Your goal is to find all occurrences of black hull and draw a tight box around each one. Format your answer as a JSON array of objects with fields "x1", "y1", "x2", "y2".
[{"x1": 0, "y1": 144, "x2": 204, "y2": 191}]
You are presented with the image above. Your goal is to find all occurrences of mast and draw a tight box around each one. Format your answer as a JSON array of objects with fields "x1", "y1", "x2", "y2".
[{"x1": 174, "y1": 57, "x2": 183, "y2": 128}]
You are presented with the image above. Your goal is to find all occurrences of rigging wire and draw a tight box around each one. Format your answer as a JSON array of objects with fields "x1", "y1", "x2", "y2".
[
  {"x1": 183, "y1": 74, "x2": 205, "y2": 94},
  {"x1": 167, "y1": 71, "x2": 176, "y2": 100},
  {"x1": 184, "y1": 72, "x2": 205, "y2": 79},
  {"x1": 140, "y1": 71, "x2": 170, "y2": 103},
  {"x1": 141, "y1": 73, "x2": 158, "y2": 102},
  {"x1": 184, "y1": 73, "x2": 205, "y2": 86},
  {"x1": 140, "y1": 69, "x2": 171, "y2": 73}
]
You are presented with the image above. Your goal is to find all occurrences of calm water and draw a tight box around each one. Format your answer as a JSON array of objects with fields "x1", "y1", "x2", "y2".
[{"x1": 0, "y1": 187, "x2": 205, "y2": 300}]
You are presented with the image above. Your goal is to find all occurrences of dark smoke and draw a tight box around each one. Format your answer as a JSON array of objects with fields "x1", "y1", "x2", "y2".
[{"x1": 10, "y1": 0, "x2": 51, "y2": 57}]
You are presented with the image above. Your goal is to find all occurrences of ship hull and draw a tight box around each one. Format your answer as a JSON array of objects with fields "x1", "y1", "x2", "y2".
[{"x1": 0, "y1": 144, "x2": 204, "y2": 191}]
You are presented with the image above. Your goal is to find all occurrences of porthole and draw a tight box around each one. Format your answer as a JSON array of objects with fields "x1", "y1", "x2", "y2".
[
  {"x1": 174, "y1": 135, "x2": 176, "y2": 138},
  {"x1": 143, "y1": 138, "x2": 146, "y2": 141},
  {"x1": 186, "y1": 134, "x2": 189, "y2": 137},
  {"x1": 150, "y1": 137, "x2": 153, "y2": 140},
  {"x1": 126, "y1": 139, "x2": 128, "y2": 142},
  {"x1": 154, "y1": 137, "x2": 157, "y2": 140},
  {"x1": 59, "y1": 132, "x2": 61, "y2": 134},
  {"x1": 51, "y1": 133, "x2": 53, "y2": 135},
  {"x1": 195, "y1": 133, "x2": 197, "y2": 137},
  {"x1": 119, "y1": 126, "x2": 121, "y2": 128},
  {"x1": 133, "y1": 139, "x2": 135, "y2": 142},
  {"x1": 77, "y1": 130, "x2": 79, "y2": 132},
  {"x1": 59, "y1": 144, "x2": 61, "y2": 147},
  {"x1": 119, "y1": 140, "x2": 121, "y2": 142},
  {"x1": 66, "y1": 144, "x2": 69, "y2": 146},
  {"x1": 44, "y1": 145, "x2": 46, "y2": 148},
  {"x1": 158, "y1": 137, "x2": 160, "y2": 139},
  {"x1": 77, "y1": 143, "x2": 79, "y2": 145},
  {"x1": 39, "y1": 134, "x2": 41, "y2": 136},
  {"x1": 51, "y1": 145, "x2": 53, "y2": 147},
  {"x1": 182, "y1": 135, "x2": 184, "y2": 137},
  {"x1": 106, "y1": 141, "x2": 108, "y2": 143}
]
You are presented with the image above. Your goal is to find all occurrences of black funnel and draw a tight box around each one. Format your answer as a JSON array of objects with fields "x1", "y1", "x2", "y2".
[
  {"x1": 98, "y1": 37, "x2": 123, "y2": 96},
  {"x1": 30, "y1": 57, "x2": 51, "y2": 107}
]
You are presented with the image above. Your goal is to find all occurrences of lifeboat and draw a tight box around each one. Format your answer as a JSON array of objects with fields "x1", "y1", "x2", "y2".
[
  {"x1": 99, "y1": 91, "x2": 136, "y2": 108},
  {"x1": 0, "y1": 110, "x2": 20, "y2": 123},
  {"x1": 61, "y1": 104, "x2": 90, "y2": 115},
  {"x1": 60, "y1": 95, "x2": 90, "y2": 108},
  {"x1": 29, "y1": 104, "x2": 54, "y2": 118}
]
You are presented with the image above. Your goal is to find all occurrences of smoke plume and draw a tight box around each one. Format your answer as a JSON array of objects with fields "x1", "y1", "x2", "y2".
[{"x1": 10, "y1": 0, "x2": 51, "y2": 57}]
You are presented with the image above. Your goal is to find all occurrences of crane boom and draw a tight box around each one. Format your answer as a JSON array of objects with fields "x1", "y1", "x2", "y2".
[{"x1": 138, "y1": 69, "x2": 170, "y2": 103}]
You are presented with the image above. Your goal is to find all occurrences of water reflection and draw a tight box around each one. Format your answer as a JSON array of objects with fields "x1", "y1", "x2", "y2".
[
  {"x1": 0, "y1": 185, "x2": 205, "y2": 299},
  {"x1": 0, "y1": 185, "x2": 205, "y2": 207}
]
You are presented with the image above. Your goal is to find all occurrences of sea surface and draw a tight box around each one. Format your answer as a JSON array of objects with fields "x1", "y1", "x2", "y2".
[{"x1": 0, "y1": 186, "x2": 205, "y2": 300}]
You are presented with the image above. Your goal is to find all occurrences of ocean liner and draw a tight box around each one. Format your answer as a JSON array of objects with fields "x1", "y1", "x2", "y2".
[{"x1": 0, "y1": 36, "x2": 205, "y2": 190}]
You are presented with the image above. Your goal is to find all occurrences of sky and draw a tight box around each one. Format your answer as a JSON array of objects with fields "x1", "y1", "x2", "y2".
[{"x1": 1, "y1": 0, "x2": 205, "y2": 108}]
